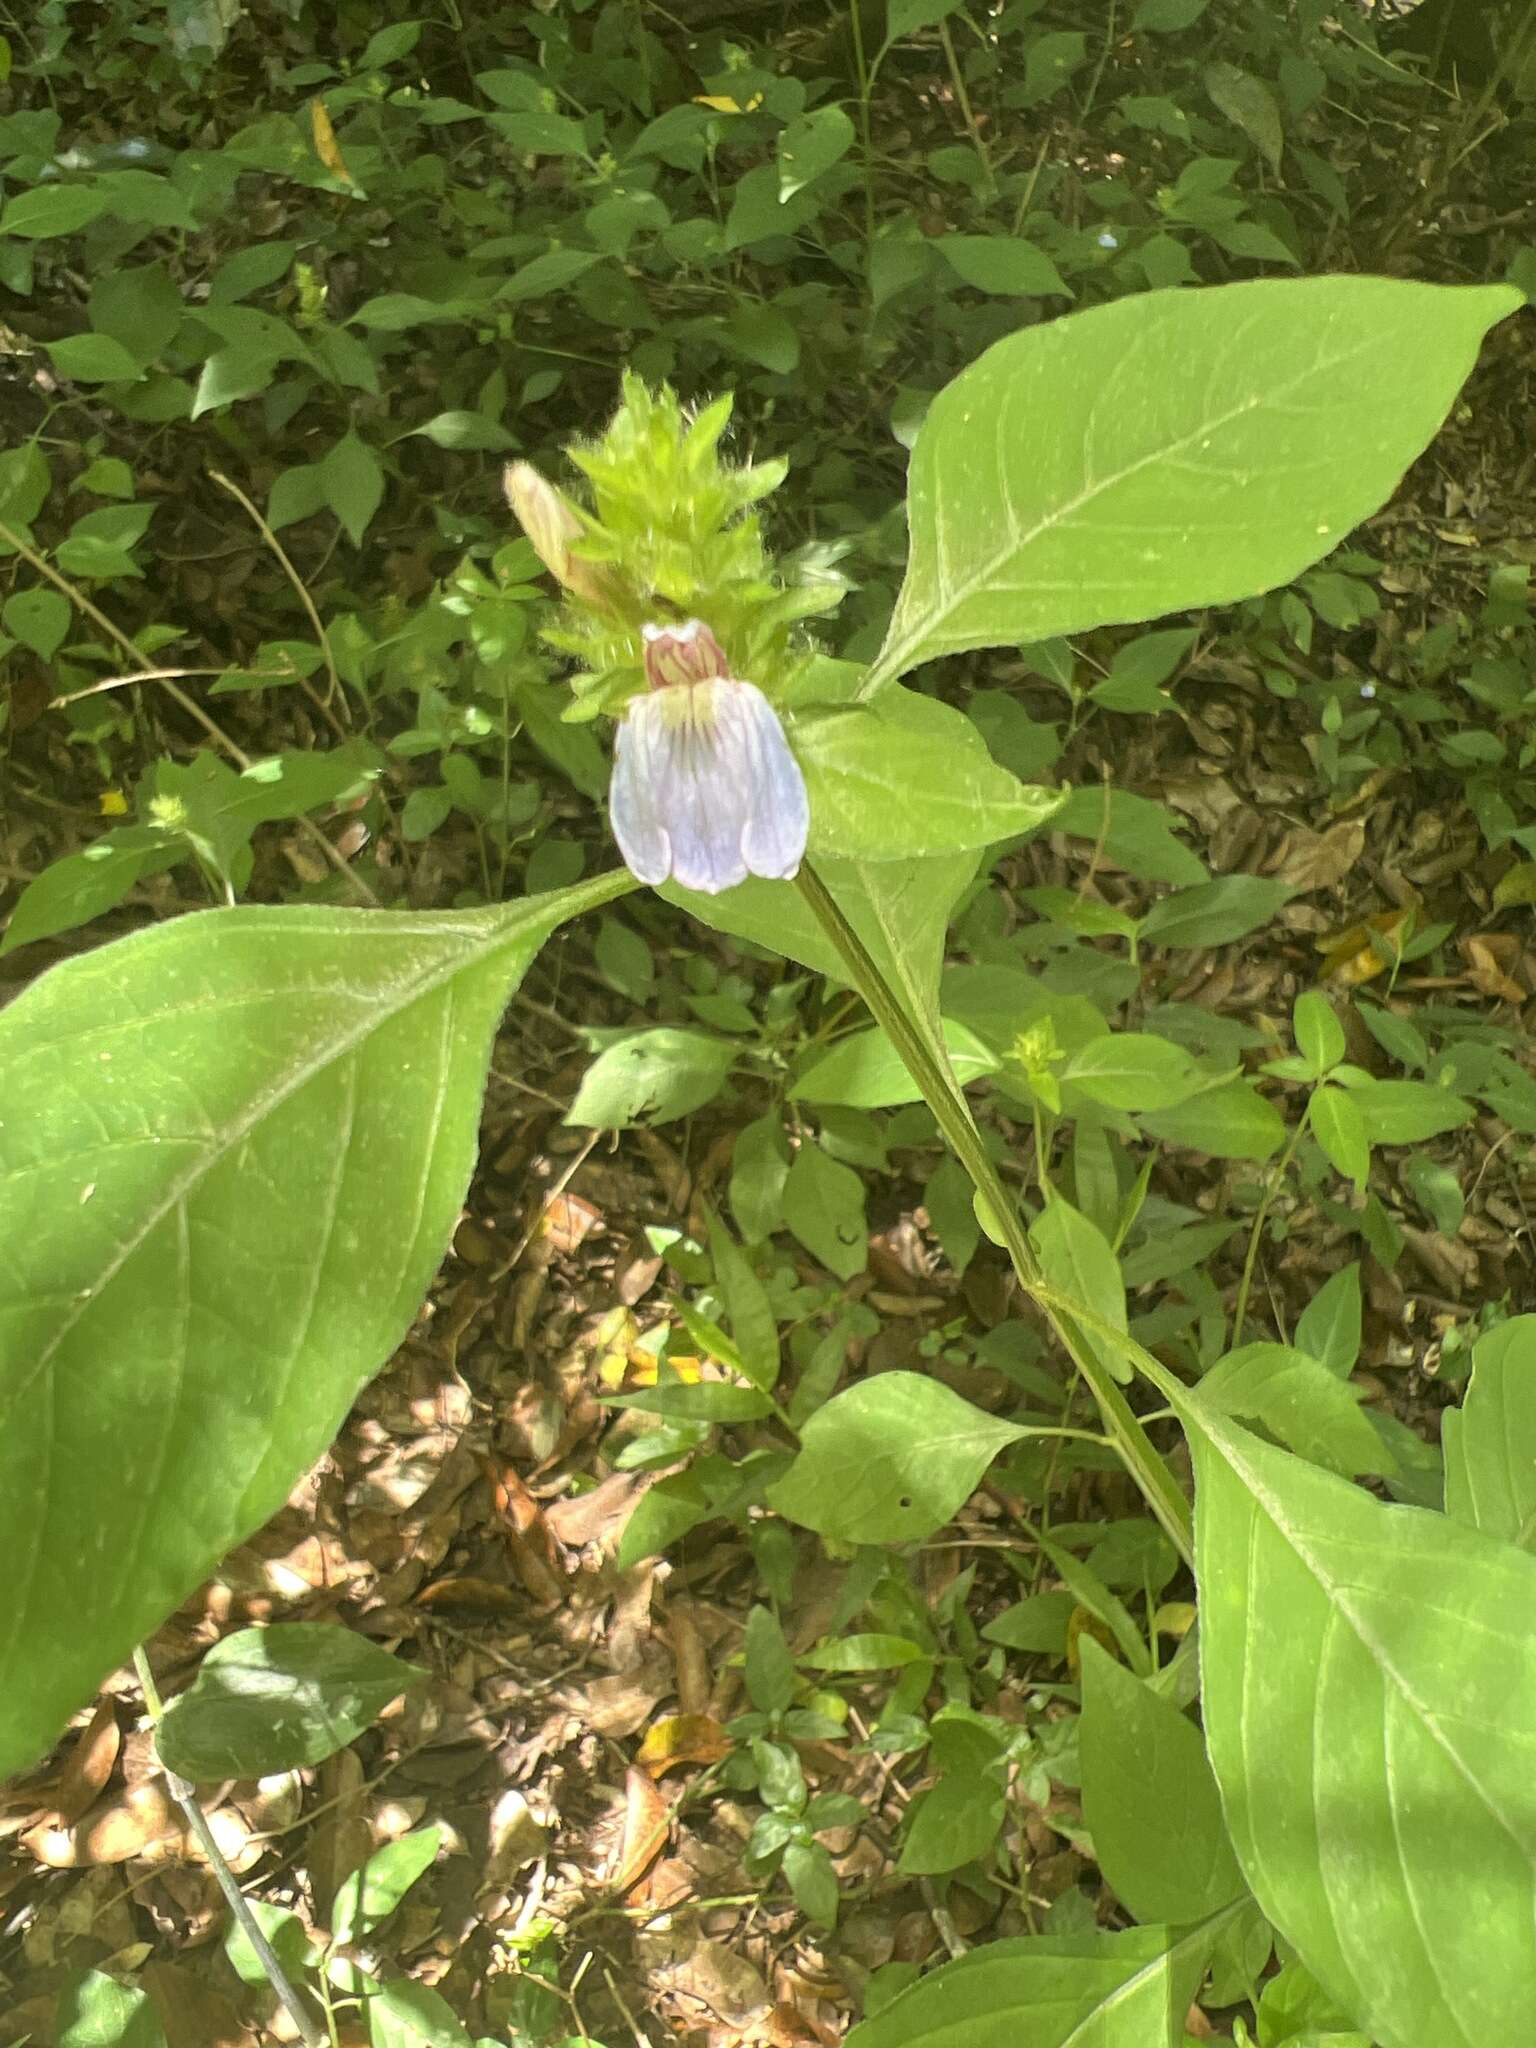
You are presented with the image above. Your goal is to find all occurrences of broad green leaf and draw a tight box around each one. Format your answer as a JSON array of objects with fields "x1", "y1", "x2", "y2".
[
  {"x1": 321, "y1": 429, "x2": 386, "y2": 545},
  {"x1": 332, "y1": 1825, "x2": 443, "y2": 1946},
  {"x1": 1133, "y1": 0, "x2": 1212, "y2": 24},
  {"x1": 744, "y1": 1603, "x2": 798, "y2": 1714},
  {"x1": 1062, "y1": 1034, "x2": 1200, "y2": 1112},
  {"x1": 799, "y1": 1633, "x2": 929, "y2": 1672},
  {"x1": 768, "y1": 1373, "x2": 1027, "y2": 1544},
  {"x1": 2, "y1": 585, "x2": 72, "y2": 659},
  {"x1": 1078, "y1": 1638, "x2": 1245, "y2": 1925},
  {"x1": 939, "y1": 235, "x2": 1072, "y2": 299},
  {"x1": 1054, "y1": 788, "x2": 1208, "y2": 886},
  {"x1": 1333, "y1": 1076, "x2": 1474, "y2": 1144},
  {"x1": 1443, "y1": 1317, "x2": 1536, "y2": 1549},
  {"x1": 1031, "y1": 1195, "x2": 1130, "y2": 1385},
  {"x1": 408, "y1": 409, "x2": 514, "y2": 451},
  {"x1": 1140, "y1": 877, "x2": 1293, "y2": 950},
  {"x1": 729, "y1": 1112, "x2": 791, "y2": 1243},
  {"x1": 1193, "y1": 1344, "x2": 1386, "y2": 1478},
  {"x1": 1193, "y1": 1412, "x2": 1536, "y2": 2048},
  {"x1": 781, "y1": 1140, "x2": 868, "y2": 1280},
  {"x1": 46, "y1": 333, "x2": 145, "y2": 384},
  {"x1": 866, "y1": 279, "x2": 1519, "y2": 691},
  {"x1": 603, "y1": 1381, "x2": 773, "y2": 1422},
  {"x1": 365, "y1": 1978, "x2": 475, "y2": 2048},
  {"x1": 845, "y1": 1921, "x2": 1226, "y2": 2048},
  {"x1": 1294, "y1": 1263, "x2": 1362, "y2": 1379},
  {"x1": 0, "y1": 871, "x2": 632, "y2": 1779},
  {"x1": 899, "y1": 1710, "x2": 1009, "y2": 1874},
  {"x1": 792, "y1": 1017, "x2": 998, "y2": 1107},
  {"x1": 57, "y1": 1970, "x2": 168, "y2": 2048},
  {"x1": 1140, "y1": 1080, "x2": 1285, "y2": 1161},
  {"x1": 707, "y1": 1208, "x2": 780, "y2": 1393},
  {"x1": 156, "y1": 1623, "x2": 426, "y2": 1779},
  {"x1": 1293, "y1": 990, "x2": 1345, "y2": 1075},
  {"x1": 794, "y1": 687, "x2": 1062, "y2": 859},
  {"x1": 777, "y1": 105, "x2": 855, "y2": 201},
  {"x1": 1308, "y1": 1084, "x2": 1370, "y2": 1188},
  {"x1": 1204, "y1": 61, "x2": 1284, "y2": 170},
  {"x1": 0, "y1": 185, "x2": 108, "y2": 237},
  {"x1": 225, "y1": 1899, "x2": 314, "y2": 1987},
  {"x1": 886, "y1": 0, "x2": 964, "y2": 41},
  {"x1": 564, "y1": 1026, "x2": 735, "y2": 1128},
  {"x1": 0, "y1": 828, "x2": 174, "y2": 957}
]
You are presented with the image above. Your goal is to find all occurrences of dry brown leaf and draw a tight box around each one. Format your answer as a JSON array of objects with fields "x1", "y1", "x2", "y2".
[
  {"x1": 666, "y1": 1600, "x2": 713, "y2": 1716},
  {"x1": 54, "y1": 1699, "x2": 122, "y2": 1823},
  {"x1": 543, "y1": 1469, "x2": 647, "y2": 1549},
  {"x1": 612, "y1": 1763, "x2": 671, "y2": 1894},
  {"x1": 1317, "y1": 905, "x2": 1418, "y2": 987},
  {"x1": 144, "y1": 1960, "x2": 256, "y2": 2048},
  {"x1": 1460, "y1": 934, "x2": 1527, "y2": 1005},
  {"x1": 414, "y1": 1575, "x2": 523, "y2": 1615},
  {"x1": 308, "y1": 1746, "x2": 372, "y2": 1929},
  {"x1": 540, "y1": 1190, "x2": 603, "y2": 1254},
  {"x1": 24, "y1": 1779, "x2": 184, "y2": 1867},
  {"x1": 1271, "y1": 817, "x2": 1366, "y2": 892}
]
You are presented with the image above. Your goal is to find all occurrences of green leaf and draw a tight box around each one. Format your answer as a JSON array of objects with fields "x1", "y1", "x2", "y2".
[
  {"x1": 899, "y1": 1713, "x2": 1008, "y2": 1874},
  {"x1": 0, "y1": 185, "x2": 107, "y2": 237},
  {"x1": 1132, "y1": 0, "x2": 1213, "y2": 24},
  {"x1": 1031, "y1": 1195, "x2": 1130, "y2": 1385},
  {"x1": 707, "y1": 1209, "x2": 780, "y2": 1393},
  {"x1": 408, "y1": 410, "x2": 515, "y2": 451},
  {"x1": 225, "y1": 1900, "x2": 314, "y2": 1987},
  {"x1": 2, "y1": 584, "x2": 71, "y2": 658},
  {"x1": 321, "y1": 430, "x2": 386, "y2": 545},
  {"x1": 777, "y1": 105, "x2": 855, "y2": 201},
  {"x1": 793, "y1": 1018, "x2": 997, "y2": 1108},
  {"x1": 56, "y1": 1969, "x2": 168, "y2": 2048},
  {"x1": 1140, "y1": 877, "x2": 1294, "y2": 950},
  {"x1": 1443, "y1": 1317, "x2": 1536, "y2": 1549},
  {"x1": 868, "y1": 279, "x2": 1519, "y2": 690},
  {"x1": 783, "y1": 1840, "x2": 840, "y2": 1927},
  {"x1": 331, "y1": 1826, "x2": 442, "y2": 1946},
  {"x1": 1054, "y1": 788, "x2": 1207, "y2": 886},
  {"x1": 603, "y1": 1381, "x2": 773, "y2": 1422},
  {"x1": 155, "y1": 1623, "x2": 426, "y2": 1780},
  {"x1": 794, "y1": 688, "x2": 1062, "y2": 860},
  {"x1": 46, "y1": 333, "x2": 145, "y2": 384},
  {"x1": 886, "y1": 0, "x2": 964, "y2": 41},
  {"x1": 1194, "y1": 1412, "x2": 1536, "y2": 2048},
  {"x1": 730, "y1": 1113, "x2": 790, "y2": 1243},
  {"x1": 1293, "y1": 990, "x2": 1345, "y2": 1075},
  {"x1": 845, "y1": 1922, "x2": 1224, "y2": 2048},
  {"x1": 1140, "y1": 1081, "x2": 1285, "y2": 1161},
  {"x1": 1204, "y1": 60, "x2": 1284, "y2": 171},
  {"x1": 1062, "y1": 1033, "x2": 1200, "y2": 1112},
  {"x1": 1078, "y1": 1637, "x2": 1246, "y2": 1925},
  {"x1": 799, "y1": 1633, "x2": 930, "y2": 1671},
  {"x1": 1333, "y1": 1077, "x2": 1474, "y2": 1144},
  {"x1": 939, "y1": 235, "x2": 1071, "y2": 299},
  {"x1": 781, "y1": 1139, "x2": 868, "y2": 1279},
  {"x1": 365, "y1": 1978, "x2": 476, "y2": 2048},
  {"x1": 768, "y1": 1372, "x2": 1026, "y2": 1543},
  {"x1": 1308, "y1": 1083, "x2": 1370, "y2": 1189},
  {"x1": 743, "y1": 1603, "x2": 798, "y2": 1714},
  {"x1": 1193, "y1": 1343, "x2": 1387, "y2": 1478},
  {"x1": 0, "y1": 827, "x2": 173, "y2": 958},
  {"x1": 565, "y1": 1027, "x2": 735, "y2": 1128},
  {"x1": 0, "y1": 872, "x2": 633, "y2": 1779},
  {"x1": 190, "y1": 343, "x2": 280, "y2": 418},
  {"x1": 1294, "y1": 1263, "x2": 1361, "y2": 1379}
]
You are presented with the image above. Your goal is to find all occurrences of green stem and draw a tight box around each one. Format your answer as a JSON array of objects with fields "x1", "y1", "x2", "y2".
[
  {"x1": 795, "y1": 866, "x2": 1193, "y2": 1566},
  {"x1": 133, "y1": 1648, "x2": 327, "y2": 2048},
  {"x1": 1231, "y1": 1111, "x2": 1306, "y2": 1349}
]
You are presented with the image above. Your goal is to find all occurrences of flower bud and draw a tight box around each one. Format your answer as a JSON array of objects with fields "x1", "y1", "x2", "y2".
[{"x1": 502, "y1": 462, "x2": 621, "y2": 613}]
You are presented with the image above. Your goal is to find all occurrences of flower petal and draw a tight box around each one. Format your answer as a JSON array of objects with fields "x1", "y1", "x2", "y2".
[
  {"x1": 609, "y1": 678, "x2": 809, "y2": 895},
  {"x1": 608, "y1": 705, "x2": 674, "y2": 886}
]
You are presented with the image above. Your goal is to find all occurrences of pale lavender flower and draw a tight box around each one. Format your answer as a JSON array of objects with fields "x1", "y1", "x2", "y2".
[{"x1": 609, "y1": 620, "x2": 809, "y2": 895}]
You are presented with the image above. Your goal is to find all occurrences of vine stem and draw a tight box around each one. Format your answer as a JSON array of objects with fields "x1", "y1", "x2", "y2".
[
  {"x1": 794, "y1": 865, "x2": 1193, "y2": 1566},
  {"x1": 132, "y1": 1647, "x2": 328, "y2": 2048}
]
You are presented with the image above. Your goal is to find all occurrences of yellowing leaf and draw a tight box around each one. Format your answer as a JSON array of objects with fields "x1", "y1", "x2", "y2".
[
  {"x1": 635, "y1": 1712, "x2": 732, "y2": 1777},
  {"x1": 98, "y1": 789, "x2": 128, "y2": 817},
  {"x1": 1316, "y1": 904, "x2": 1416, "y2": 987},
  {"x1": 693, "y1": 92, "x2": 763, "y2": 113},
  {"x1": 310, "y1": 98, "x2": 353, "y2": 183}
]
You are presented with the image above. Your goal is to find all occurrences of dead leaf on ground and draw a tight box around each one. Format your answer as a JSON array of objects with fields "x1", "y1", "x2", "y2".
[
  {"x1": 1270, "y1": 816, "x2": 1366, "y2": 892},
  {"x1": 612, "y1": 1764, "x2": 671, "y2": 1895},
  {"x1": 54, "y1": 1699, "x2": 122, "y2": 1823}
]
